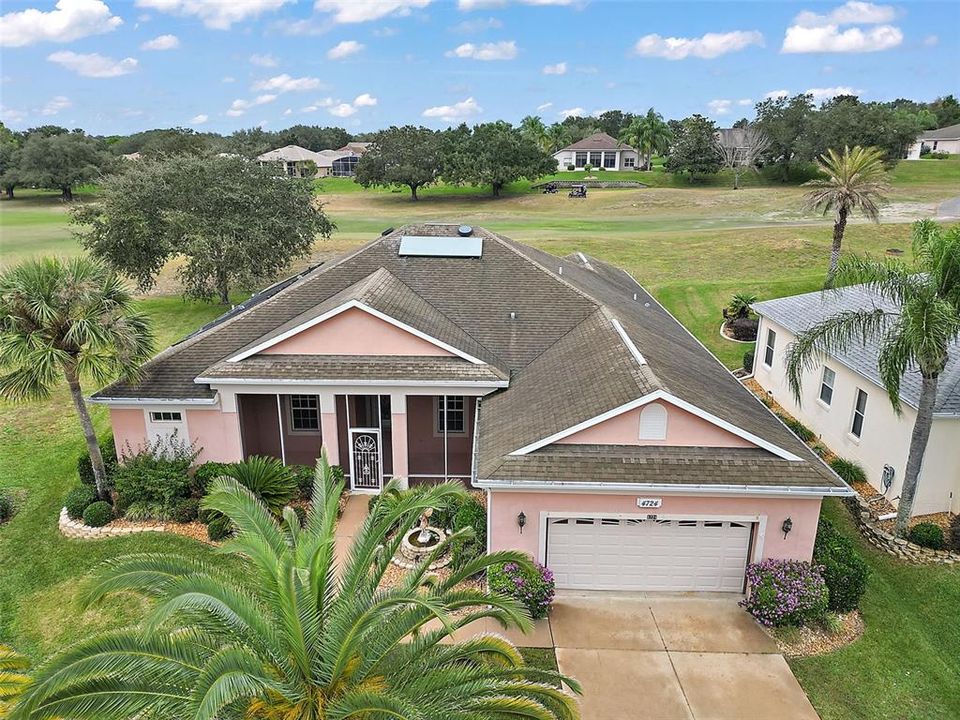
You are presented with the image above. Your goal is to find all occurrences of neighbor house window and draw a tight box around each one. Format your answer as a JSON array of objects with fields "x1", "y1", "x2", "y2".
[
  {"x1": 850, "y1": 389, "x2": 868, "y2": 438},
  {"x1": 289, "y1": 394, "x2": 320, "y2": 432},
  {"x1": 603, "y1": 152, "x2": 616, "y2": 168},
  {"x1": 763, "y1": 329, "x2": 776, "y2": 367},
  {"x1": 149, "y1": 411, "x2": 182, "y2": 422},
  {"x1": 819, "y1": 367, "x2": 836, "y2": 406},
  {"x1": 623, "y1": 156, "x2": 635, "y2": 168},
  {"x1": 575, "y1": 151, "x2": 587, "y2": 167},
  {"x1": 588, "y1": 151, "x2": 602, "y2": 167},
  {"x1": 437, "y1": 396, "x2": 465, "y2": 434}
]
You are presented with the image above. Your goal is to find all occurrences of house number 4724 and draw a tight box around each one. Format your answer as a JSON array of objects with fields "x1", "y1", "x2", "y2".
[{"x1": 636, "y1": 498, "x2": 662, "y2": 509}]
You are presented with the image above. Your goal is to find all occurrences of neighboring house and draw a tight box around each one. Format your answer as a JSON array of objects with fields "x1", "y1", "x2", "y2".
[
  {"x1": 905, "y1": 123, "x2": 960, "y2": 159},
  {"x1": 553, "y1": 133, "x2": 640, "y2": 171},
  {"x1": 753, "y1": 287, "x2": 960, "y2": 516},
  {"x1": 257, "y1": 143, "x2": 369, "y2": 178},
  {"x1": 93, "y1": 225, "x2": 848, "y2": 593}
]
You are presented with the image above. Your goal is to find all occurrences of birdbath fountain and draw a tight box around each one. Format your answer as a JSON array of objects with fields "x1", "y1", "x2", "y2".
[{"x1": 393, "y1": 508, "x2": 452, "y2": 570}]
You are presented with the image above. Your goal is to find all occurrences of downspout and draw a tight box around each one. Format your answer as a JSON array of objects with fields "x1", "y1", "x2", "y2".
[{"x1": 470, "y1": 397, "x2": 481, "y2": 488}]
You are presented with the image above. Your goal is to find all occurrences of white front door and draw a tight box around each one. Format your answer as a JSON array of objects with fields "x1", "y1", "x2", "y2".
[
  {"x1": 349, "y1": 428, "x2": 383, "y2": 492},
  {"x1": 545, "y1": 516, "x2": 752, "y2": 592}
]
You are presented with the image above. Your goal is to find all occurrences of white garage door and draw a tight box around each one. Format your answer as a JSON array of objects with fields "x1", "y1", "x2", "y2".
[{"x1": 545, "y1": 517, "x2": 752, "y2": 592}]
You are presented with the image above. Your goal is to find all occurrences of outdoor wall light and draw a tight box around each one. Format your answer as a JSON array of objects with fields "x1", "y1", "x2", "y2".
[
  {"x1": 517, "y1": 511, "x2": 527, "y2": 534},
  {"x1": 781, "y1": 516, "x2": 793, "y2": 539}
]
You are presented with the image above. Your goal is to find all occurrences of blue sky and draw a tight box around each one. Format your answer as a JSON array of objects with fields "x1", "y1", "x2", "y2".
[{"x1": 1, "y1": 0, "x2": 958, "y2": 135}]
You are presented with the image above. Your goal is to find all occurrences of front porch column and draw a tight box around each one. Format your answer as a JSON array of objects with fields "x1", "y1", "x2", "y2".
[
  {"x1": 390, "y1": 393, "x2": 408, "y2": 480},
  {"x1": 319, "y1": 391, "x2": 339, "y2": 465}
]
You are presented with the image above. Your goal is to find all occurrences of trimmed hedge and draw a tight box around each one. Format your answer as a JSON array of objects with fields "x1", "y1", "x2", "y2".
[
  {"x1": 451, "y1": 496, "x2": 487, "y2": 570},
  {"x1": 191, "y1": 462, "x2": 230, "y2": 497},
  {"x1": 170, "y1": 497, "x2": 200, "y2": 524},
  {"x1": 82, "y1": 501, "x2": 115, "y2": 528},
  {"x1": 729, "y1": 317, "x2": 759, "y2": 341},
  {"x1": 77, "y1": 437, "x2": 118, "y2": 488},
  {"x1": 950, "y1": 514, "x2": 960, "y2": 553},
  {"x1": 742, "y1": 350, "x2": 755, "y2": 374},
  {"x1": 813, "y1": 517, "x2": 870, "y2": 613},
  {"x1": 829, "y1": 457, "x2": 867, "y2": 485},
  {"x1": 908, "y1": 522, "x2": 945, "y2": 550},
  {"x1": 64, "y1": 485, "x2": 97, "y2": 520}
]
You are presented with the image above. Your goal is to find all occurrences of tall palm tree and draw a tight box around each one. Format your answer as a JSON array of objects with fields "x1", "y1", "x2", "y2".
[
  {"x1": 0, "y1": 645, "x2": 31, "y2": 716},
  {"x1": 0, "y1": 257, "x2": 154, "y2": 499},
  {"x1": 803, "y1": 145, "x2": 890, "y2": 288},
  {"x1": 621, "y1": 108, "x2": 672, "y2": 171},
  {"x1": 545, "y1": 124, "x2": 569, "y2": 155},
  {"x1": 519, "y1": 115, "x2": 551, "y2": 154},
  {"x1": 12, "y1": 453, "x2": 581, "y2": 719},
  {"x1": 786, "y1": 221, "x2": 960, "y2": 537}
]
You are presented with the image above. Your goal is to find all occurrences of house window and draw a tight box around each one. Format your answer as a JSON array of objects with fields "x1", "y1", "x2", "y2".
[
  {"x1": 603, "y1": 152, "x2": 616, "y2": 168},
  {"x1": 851, "y1": 389, "x2": 868, "y2": 438},
  {"x1": 763, "y1": 329, "x2": 776, "y2": 367},
  {"x1": 437, "y1": 396, "x2": 466, "y2": 434},
  {"x1": 289, "y1": 394, "x2": 320, "y2": 432},
  {"x1": 149, "y1": 411, "x2": 182, "y2": 422},
  {"x1": 575, "y1": 151, "x2": 587, "y2": 168},
  {"x1": 819, "y1": 367, "x2": 836, "y2": 406},
  {"x1": 623, "y1": 156, "x2": 635, "y2": 168},
  {"x1": 588, "y1": 151, "x2": 602, "y2": 167}
]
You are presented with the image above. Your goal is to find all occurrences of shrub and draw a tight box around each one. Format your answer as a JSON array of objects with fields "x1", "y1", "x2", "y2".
[
  {"x1": 740, "y1": 559, "x2": 828, "y2": 627},
  {"x1": 811, "y1": 442, "x2": 829, "y2": 458},
  {"x1": 908, "y1": 522, "x2": 945, "y2": 550},
  {"x1": 113, "y1": 435, "x2": 198, "y2": 517},
  {"x1": 431, "y1": 494, "x2": 465, "y2": 531},
  {"x1": 597, "y1": 166, "x2": 606, "y2": 171},
  {"x1": 77, "y1": 437, "x2": 118, "y2": 488},
  {"x1": 776, "y1": 413, "x2": 816, "y2": 443},
  {"x1": 219, "y1": 456, "x2": 296, "y2": 515},
  {"x1": 566, "y1": 164, "x2": 575, "y2": 171},
  {"x1": 82, "y1": 501, "x2": 114, "y2": 528},
  {"x1": 454, "y1": 496, "x2": 487, "y2": 547},
  {"x1": 290, "y1": 465, "x2": 315, "y2": 499},
  {"x1": 170, "y1": 497, "x2": 200, "y2": 524},
  {"x1": 488, "y1": 561, "x2": 555, "y2": 619},
  {"x1": 191, "y1": 462, "x2": 231, "y2": 497},
  {"x1": 291, "y1": 505, "x2": 308, "y2": 527},
  {"x1": 829, "y1": 458, "x2": 867, "y2": 485},
  {"x1": 949, "y1": 514, "x2": 960, "y2": 553},
  {"x1": 730, "y1": 317, "x2": 759, "y2": 341},
  {"x1": 742, "y1": 350, "x2": 755, "y2": 374},
  {"x1": 928, "y1": 151, "x2": 951, "y2": 159},
  {"x1": 813, "y1": 517, "x2": 869, "y2": 612},
  {"x1": 0, "y1": 491, "x2": 13, "y2": 522},
  {"x1": 822, "y1": 612, "x2": 844, "y2": 635},
  {"x1": 64, "y1": 485, "x2": 97, "y2": 520},
  {"x1": 124, "y1": 502, "x2": 166, "y2": 521},
  {"x1": 206, "y1": 515, "x2": 233, "y2": 541}
]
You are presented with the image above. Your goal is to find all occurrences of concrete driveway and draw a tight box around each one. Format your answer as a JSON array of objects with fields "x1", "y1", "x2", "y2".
[{"x1": 551, "y1": 592, "x2": 819, "y2": 720}]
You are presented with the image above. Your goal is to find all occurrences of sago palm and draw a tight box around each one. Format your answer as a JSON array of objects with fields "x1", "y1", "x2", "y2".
[
  {"x1": 11, "y1": 453, "x2": 581, "y2": 719},
  {"x1": 786, "y1": 220, "x2": 960, "y2": 536},
  {"x1": 0, "y1": 256, "x2": 154, "y2": 499},
  {"x1": 803, "y1": 145, "x2": 890, "y2": 288},
  {"x1": 0, "y1": 645, "x2": 31, "y2": 715}
]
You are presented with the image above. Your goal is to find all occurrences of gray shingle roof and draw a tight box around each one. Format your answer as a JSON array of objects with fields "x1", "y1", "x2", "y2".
[
  {"x1": 754, "y1": 285, "x2": 960, "y2": 416},
  {"x1": 918, "y1": 123, "x2": 960, "y2": 141}
]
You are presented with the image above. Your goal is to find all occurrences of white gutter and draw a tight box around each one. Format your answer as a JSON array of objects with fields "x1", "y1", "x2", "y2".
[
  {"x1": 89, "y1": 396, "x2": 219, "y2": 406},
  {"x1": 474, "y1": 478, "x2": 854, "y2": 498},
  {"x1": 194, "y1": 376, "x2": 508, "y2": 388}
]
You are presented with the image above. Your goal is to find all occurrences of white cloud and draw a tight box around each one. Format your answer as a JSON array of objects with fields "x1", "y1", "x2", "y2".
[
  {"x1": 323, "y1": 93, "x2": 378, "y2": 117},
  {"x1": 314, "y1": 0, "x2": 431, "y2": 24},
  {"x1": 190, "y1": 113, "x2": 208, "y2": 124},
  {"x1": 452, "y1": 17, "x2": 502, "y2": 32},
  {"x1": 249, "y1": 53, "x2": 279, "y2": 67},
  {"x1": 135, "y1": 0, "x2": 293, "y2": 30},
  {"x1": 47, "y1": 50, "x2": 137, "y2": 77},
  {"x1": 542, "y1": 61, "x2": 567, "y2": 75},
  {"x1": 373, "y1": 26, "x2": 399, "y2": 37},
  {"x1": 353, "y1": 93, "x2": 377, "y2": 107},
  {"x1": 806, "y1": 85, "x2": 859, "y2": 101},
  {"x1": 141, "y1": 33, "x2": 179, "y2": 50},
  {"x1": 782, "y1": 2, "x2": 902, "y2": 53},
  {"x1": 222, "y1": 76, "x2": 236, "y2": 83},
  {"x1": 0, "y1": 105, "x2": 28, "y2": 124},
  {"x1": 764, "y1": 89, "x2": 790, "y2": 99},
  {"x1": 922, "y1": 34, "x2": 938, "y2": 47},
  {"x1": 328, "y1": 103, "x2": 357, "y2": 117},
  {"x1": 537, "y1": 101, "x2": 553, "y2": 111},
  {"x1": 558, "y1": 107, "x2": 584, "y2": 119},
  {"x1": 446, "y1": 40, "x2": 517, "y2": 60},
  {"x1": 40, "y1": 95, "x2": 71, "y2": 115},
  {"x1": 737, "y1": 98, "x2": 752, "y2": 106},
  {"x1": 0, "y1": 0, "x2": 122, "y2": 47},
  {"x1": 634, "y1": 30, "x2": 764, "y2": 60},
  {"x1": 422, "y1": 96, "x2": 482, "y2": 122},
  {"x1": 252, "y1": 74, "x2": 323, "y2": 93},
  {"x1": 327, "y1": 39, "x2": 364, "y2": 59},
  {"x1": 283, "y1": 108, "x2": 293, "y2": 116},
  {"x1": 226, "y1": 94, "x2": 277, "y2": 116},
  {"x1": 707, "y1": 99, "x2": 733, "y2": 115},
  {"x1": 459, "y1": 0, "x2": 572, "y2": 7},
  {"x1": 302, "y1": 97, "x2": 337, "y2": 112}
]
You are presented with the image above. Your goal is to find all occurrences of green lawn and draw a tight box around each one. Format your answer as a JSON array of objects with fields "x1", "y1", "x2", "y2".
[{"x1": 790, "y1": 500, "x2": 960, "y2": 720}]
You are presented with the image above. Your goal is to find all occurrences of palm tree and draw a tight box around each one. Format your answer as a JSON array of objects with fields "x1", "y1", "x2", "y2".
[
  {"x1": 621, "y1": 108, "x2": 672, "y2": 171},
  {"x1": 786, "y1": 221, "x2": 960, "y2": 537},
  {"x1": 545, "y1": 124, "x2": 569, "y2": 155},
  {"x1": 12, "y1": 453, "x2": 581, "y2": 719},
  {"x1": 519, "y1": 115, "x2": 551, "y2": 154},
  {"x1": 0, "y1": 645, "x2": 31, "y2": 716},
  {"x1": 803, "y1": 145, "x2": 890, "y2": 288},
  {"x1": 0, "y1": 257, "x2": 154, "y2": 499}
]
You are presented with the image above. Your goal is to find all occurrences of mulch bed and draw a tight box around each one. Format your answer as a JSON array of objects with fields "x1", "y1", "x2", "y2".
[
  {"x1": 877, "y1": 511, "x2": 955, "y2": 536},
  {"x1": 767, "y1": 611, "x2": 865, "y2": 658}
]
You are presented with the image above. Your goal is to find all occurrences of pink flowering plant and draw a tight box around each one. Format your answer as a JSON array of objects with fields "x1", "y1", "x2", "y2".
[
  {"x1": 488, "y1": 561, "x2": 556, "y2": 619},
  {"x1": 740, "y1": 558, "x2": 828, "y2": 627}
]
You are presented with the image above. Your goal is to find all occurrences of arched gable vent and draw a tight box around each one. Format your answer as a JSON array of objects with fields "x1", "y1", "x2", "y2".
[{"x1": 639, "y1": 403, "x2": 668, "y2": 441}]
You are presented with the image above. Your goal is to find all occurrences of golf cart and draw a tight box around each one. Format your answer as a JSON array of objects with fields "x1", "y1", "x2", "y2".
[{"x1": 568, "y1": 184, "x2": 587, "y2": 198}]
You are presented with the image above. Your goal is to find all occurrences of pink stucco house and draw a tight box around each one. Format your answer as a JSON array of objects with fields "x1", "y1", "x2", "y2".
[{"x1": 93, "y1": 224, "x2": 850, "y2": 593}]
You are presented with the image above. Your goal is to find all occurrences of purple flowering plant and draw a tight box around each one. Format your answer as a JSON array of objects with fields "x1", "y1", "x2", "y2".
[
  {"x1": 488, "y1": 560, "x2": 556, "y2": 619},
  {"x1": 740, "y1": 558, "x2": 828, "y2": 628}
]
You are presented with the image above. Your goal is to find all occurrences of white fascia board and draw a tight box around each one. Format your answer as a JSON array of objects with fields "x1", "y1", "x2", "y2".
[
  {"x1": 508, "y1": 389, "x2": 803, "y2": 461},
  {"x1": 195, "y1": 377, "x2": 507, "y2": 388},
  {"x1": 226, "y1": 299, "x2": 485, "y2": 365},
  {"x1": 89, "y1": 396, "x2": 218, "y2": 406},
  {"x1": 610, "y1": 318, "x2": 647, "y2": 365},
  {"x1": 475, "y1": 478, "x2": 853, "y2": 498}
]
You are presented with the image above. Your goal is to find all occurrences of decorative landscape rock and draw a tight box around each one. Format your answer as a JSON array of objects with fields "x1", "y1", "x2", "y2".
[
  {"x1": 844, "y1": 496, "x2": 959, "y2": 565},
  {"x1": 58, "y1": 507, "x2": 166, "y2": 540}
]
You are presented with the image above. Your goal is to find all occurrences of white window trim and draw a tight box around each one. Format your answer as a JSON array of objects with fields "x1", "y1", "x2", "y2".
[
  {"x1": 763, "y1": 328, "x2": 776, "y2": 368},
  {"x1": 817, "y1": 366, "x2": 836, "y2": 408},
  {"x1": 849, "y1": 388, "x2": 868, "y2": 441},
  {"x1": 148, "y1": 411, "x2": 183, "y2": 422}
]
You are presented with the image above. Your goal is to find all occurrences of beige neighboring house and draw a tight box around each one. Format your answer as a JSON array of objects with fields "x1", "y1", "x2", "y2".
[
  {"x1": 257, "y1": 143, "x2": 369, "y2": 178},
  {"x1": 906, "y1": 122, "x2": 960, "y2": 159},
  {"x1": 552, "y1": 132, "x2": 639, "y2": 171},
  {"x1": 752, "y1": 286, "x2": 960, "y2": 516}
]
